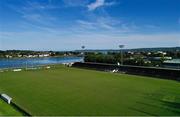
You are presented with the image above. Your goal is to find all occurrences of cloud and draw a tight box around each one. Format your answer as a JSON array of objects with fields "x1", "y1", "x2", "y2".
[
  {"x1": 18, "y1": 1, "x2": 61, "y2": 12},
  {"x1": 77, "y1": 19, "x2": 114, "y2": 30},
  {"x1": 22, "y1": 13, "x2": 56, "y2": 24},
  {"x1": 67, "y1": 33, "x2": 180, "y2": 49},
  {"x1": 76, "y1": 15, "x2": 122, "y2": 31},
  {"x1": 76, "y1": 16, "x2": 140, "y2": 34},
  {"x1": 144, "y1": 24, "x2": 159, "y2": 29},
  {"x1": 7, "y1": 1, "x2": 58, "y2": 29},
  {"x1": 62, "y1": 0, "x2": 88, "y2": 7},
  {"x1": 87, "y1": 0, "x2": 116, "y2": 11},
  {"x1": 87, "y1": 0, "x2": 105, "y2": 11},
  {"x1": 22, "y1": 14, "x2": 42, "y2": 22},
  {"x1": 76, "y1": 20, "x2": 97, "y2": 30},
  {"x1": 1, "y1": 31, "x2": 180, "y2": 50}
]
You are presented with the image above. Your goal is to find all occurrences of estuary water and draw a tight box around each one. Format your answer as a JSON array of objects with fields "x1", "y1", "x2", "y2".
[{"x1": 0, "y1": 57, "x2": 83, "y2": 69}]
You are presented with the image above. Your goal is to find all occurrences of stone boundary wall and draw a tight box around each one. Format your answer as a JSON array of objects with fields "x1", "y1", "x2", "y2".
[{"x1": 73, "y1": 62, "x2": 180, "y2": 81}]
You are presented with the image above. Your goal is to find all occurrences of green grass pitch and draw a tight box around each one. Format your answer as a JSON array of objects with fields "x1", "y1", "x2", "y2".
[
  {"x1": 0, "y1": 99, "x2": 22, "y2": 115},
  {"x1": 0, "y1": 65, "x2": 180, "y2": 116}
]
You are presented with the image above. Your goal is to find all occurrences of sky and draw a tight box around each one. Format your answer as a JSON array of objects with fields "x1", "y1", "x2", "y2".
[{"x1": 0, "y1": 0, "x2": 180, "y2": 50}]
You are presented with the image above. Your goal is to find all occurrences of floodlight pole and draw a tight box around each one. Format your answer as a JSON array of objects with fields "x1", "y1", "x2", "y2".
[
  {"x1": 81, "y1": 46, "x2": 85, "y2": 62},
  {"x1": 176, "y1": 49, "x2": 180, "y2": 70},
  {"x1": 119, "y1": 45, "x2": 125, "y2": 65}
]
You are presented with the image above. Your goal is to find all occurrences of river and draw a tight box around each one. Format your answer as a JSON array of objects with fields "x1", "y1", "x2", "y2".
[{"x1": 0, "y1": 57, "x2": 83, "y2": 69}]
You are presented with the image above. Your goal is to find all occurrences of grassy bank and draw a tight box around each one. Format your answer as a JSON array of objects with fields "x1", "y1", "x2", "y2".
[{"x1": 0, "y1": 65, "x2": 179, "y2": 116}]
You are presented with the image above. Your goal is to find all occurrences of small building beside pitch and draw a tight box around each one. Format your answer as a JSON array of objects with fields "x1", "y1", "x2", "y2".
[
  {"x1": 0, "y1": 94, "x2": 12, "y2": 104},
  {"x1": 163, "y1": 59, "x2": 180, "y2": 69}
]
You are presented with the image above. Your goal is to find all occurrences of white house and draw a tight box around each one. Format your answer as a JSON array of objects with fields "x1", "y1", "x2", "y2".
[
  {"x1": 1, "y1": 94, "x2": 12, "y2": 104},
  {"x1": 13, "y1": 69, "x2": 22, "y2": 72},
  {"x1": 43, "y1": 54, "x2": 50, "y2": 57},
  {"x1": 46, "y1": 66, "x2": 51, "y2": 69}
]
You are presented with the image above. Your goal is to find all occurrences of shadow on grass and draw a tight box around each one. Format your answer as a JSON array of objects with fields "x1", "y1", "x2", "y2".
[
  {"x1": 136, "y1": 89, "x2": 180, "y2": 115},
  {"x1": 129, "y1": 100, "x2": 180, "y2": 116},
  {"x1": 129, "y1": 90, "x2": 180, "y2": 116},
  {"x1": 160, "y1": 101, "x2": 180, "y2": 110},
  {"x1": 138, "y1": 101, "x2": 180, "y2": 115},
  {"x1": 128, "y1": 107, "x2": 157, "y2": 116}
]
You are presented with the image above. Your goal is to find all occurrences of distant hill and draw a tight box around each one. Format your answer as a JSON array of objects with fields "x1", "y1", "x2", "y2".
[
  {"x1": 75, "y1": 47, "x2": 180, "y2": 52},
  {"x1": 1, "y1": 47, "x2": 180, "y2": 53}
]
